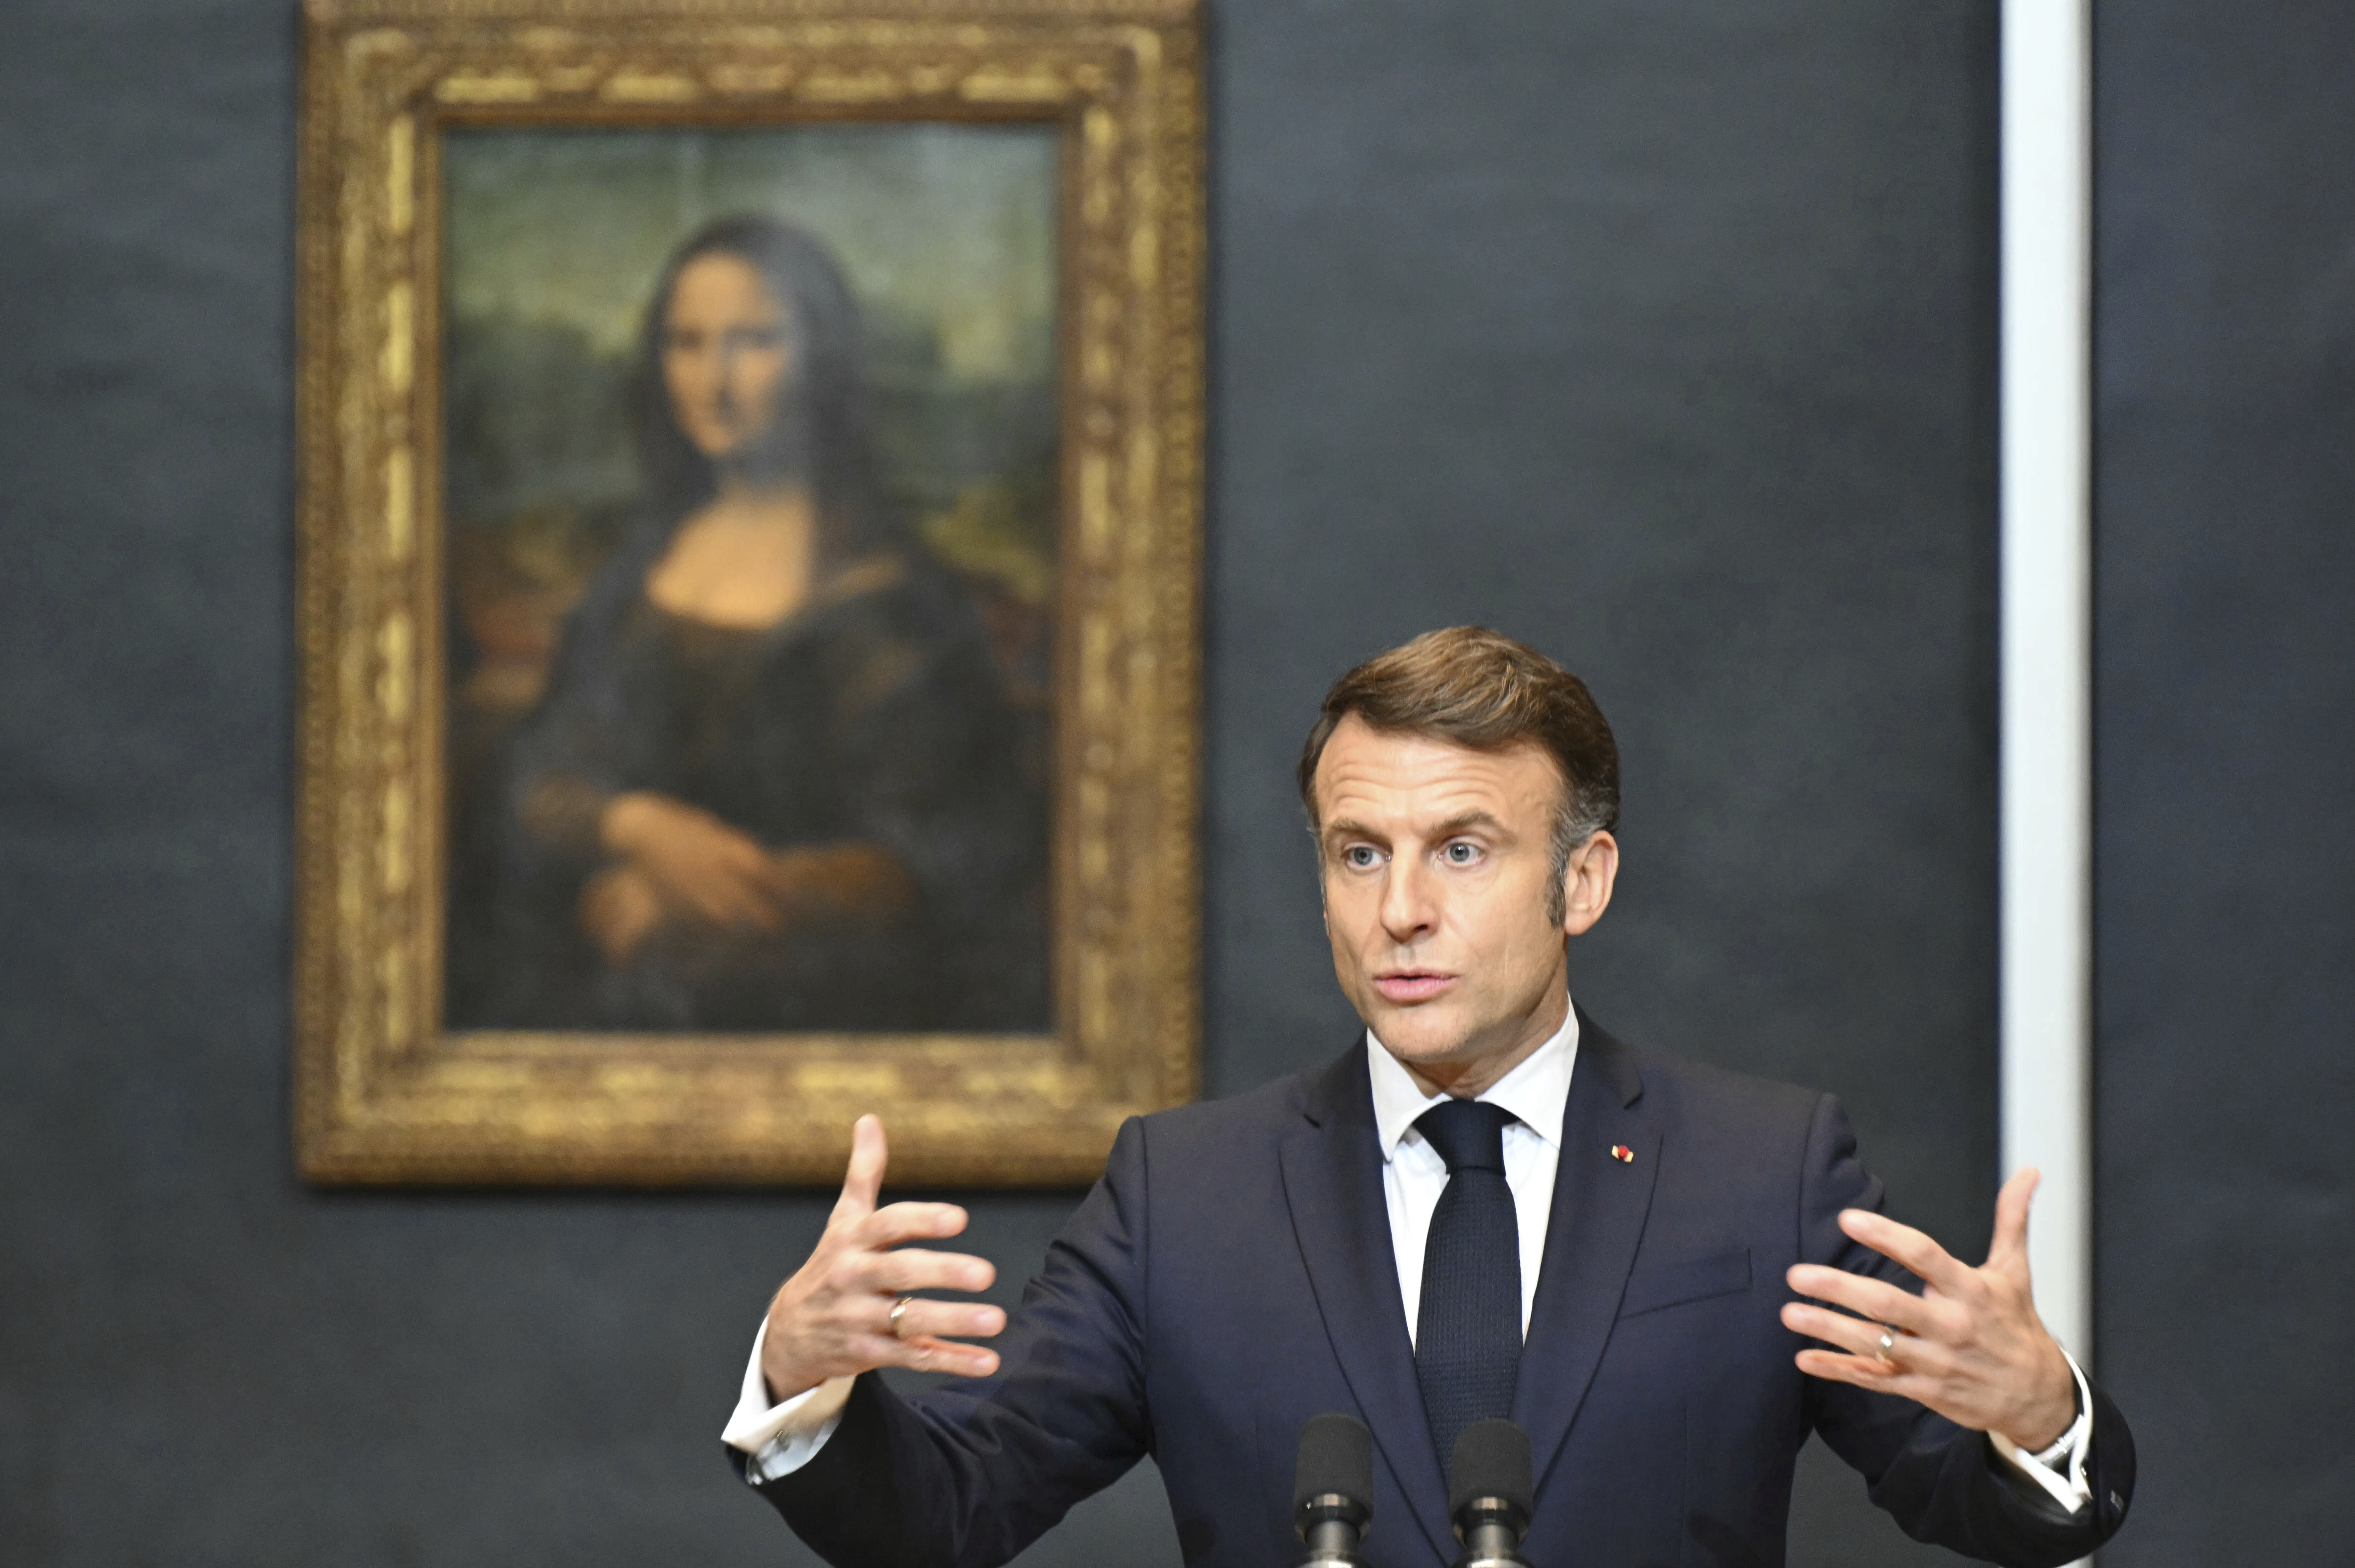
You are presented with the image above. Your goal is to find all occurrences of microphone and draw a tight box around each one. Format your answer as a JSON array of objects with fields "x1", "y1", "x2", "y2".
[
  {"x1": 1447, "y1": 1419, "x2": 1535, "y2": 1568},
  {"x1": 1293, "y1": 1412, "x2": 1375, "y2": 1565}
]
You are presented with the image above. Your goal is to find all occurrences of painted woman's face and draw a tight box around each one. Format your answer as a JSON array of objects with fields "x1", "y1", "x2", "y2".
[{"x1": 661, "y1": 252, "x2": 793, "y2": 462}]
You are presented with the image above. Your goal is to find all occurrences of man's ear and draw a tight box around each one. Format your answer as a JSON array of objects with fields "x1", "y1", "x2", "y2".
[
  {"x1": 1309, "y1": 826, "x2": 1328, "y2": 926},
  {"x1": 1560, "y1": 830, "x2": 1619, "y2": 937}
]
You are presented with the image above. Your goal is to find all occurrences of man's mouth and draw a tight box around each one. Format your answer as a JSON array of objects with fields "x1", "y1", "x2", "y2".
[{"x1": 1371, "y1": 969, "x2": 1455, "y2": 1004}]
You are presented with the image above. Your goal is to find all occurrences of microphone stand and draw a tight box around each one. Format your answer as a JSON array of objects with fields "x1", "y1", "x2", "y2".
[
  {"x1": 1296, "y1": 1491, "x2": 1370, "y2": 1566},
  {"x1": 1450, "y1": 1491, "x2": 1531, "y2": 1568}
]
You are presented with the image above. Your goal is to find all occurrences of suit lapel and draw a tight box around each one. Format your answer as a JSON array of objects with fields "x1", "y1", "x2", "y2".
[
  {"x1": 1511, "y1": 1015, "x2": 1660, "y2": 1497},
  {"x1": 1277, "y1": 1046, "x2": 1456, "y2": 1564}
]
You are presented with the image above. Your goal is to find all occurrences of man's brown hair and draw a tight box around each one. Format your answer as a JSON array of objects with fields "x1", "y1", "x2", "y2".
[{"x1": 1297, "y1": 627, "x2": 1620, "y2": 920}]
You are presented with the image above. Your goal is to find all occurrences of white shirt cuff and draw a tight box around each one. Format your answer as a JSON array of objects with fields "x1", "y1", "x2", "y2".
[
  {"x1": 720, "y1": 1317, "x2": 853, "y2": 1483},
  {"x1": 1987, "y1": 1347, "x2": 2095, "y2": 1515}
]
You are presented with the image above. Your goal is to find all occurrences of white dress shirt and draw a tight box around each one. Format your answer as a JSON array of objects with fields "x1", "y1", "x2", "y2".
[
  {"x1": 1364, "y1": 1005, "x2": 1577, "y2": 1342},
  {"x1": 724, "y1": 999, "x2": 2093, "y2": 1512}
]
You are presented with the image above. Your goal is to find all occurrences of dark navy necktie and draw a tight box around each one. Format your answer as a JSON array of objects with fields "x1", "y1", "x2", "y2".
[{"x1": 1412, "y1": 1098, "x2": 1521, "y2": 1482}]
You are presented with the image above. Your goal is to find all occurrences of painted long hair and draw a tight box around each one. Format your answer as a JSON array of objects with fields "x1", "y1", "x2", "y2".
[{"x1": 630, "y1": 214, "x2": 905, "y2": 562}]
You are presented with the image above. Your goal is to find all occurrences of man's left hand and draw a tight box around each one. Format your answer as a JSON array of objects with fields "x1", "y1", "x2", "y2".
[{"x1": 1782, "y1": 1167, "x2": 2077, "y2": 1451}]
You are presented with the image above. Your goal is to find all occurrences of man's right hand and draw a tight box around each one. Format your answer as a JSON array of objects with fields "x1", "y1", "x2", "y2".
[{"x1": 760, "y1": 1115, "x2": 1007, "y2": 1403}]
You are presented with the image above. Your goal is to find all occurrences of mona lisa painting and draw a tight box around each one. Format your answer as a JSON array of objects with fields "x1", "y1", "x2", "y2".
[
  {"x1": 443, "y1": 132, "x2": 1056, "y2": 1037},
  {"x1": 294, "y1": 0, "x2": 1203, "y2": 1186}
]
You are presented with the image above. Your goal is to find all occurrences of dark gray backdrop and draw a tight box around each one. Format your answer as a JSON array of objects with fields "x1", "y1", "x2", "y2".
[
  {"x1": 2093, "y1": 3, "x2": 2355, "y2": 1562},
  {"x1": 1, "y1": 1, "x2": 2013, "y2": 1563}
]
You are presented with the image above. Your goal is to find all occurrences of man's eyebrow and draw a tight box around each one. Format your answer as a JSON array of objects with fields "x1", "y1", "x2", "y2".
[
  {"x1": 1320, "y1": 810, "x2": 1511, "y2": 846},
  {"x1": 1428, "y1": 810, "x2": 1510, "y2": 840}
]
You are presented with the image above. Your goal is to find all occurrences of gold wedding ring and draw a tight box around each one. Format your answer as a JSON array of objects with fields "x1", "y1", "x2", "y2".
[
  {"x1": 890, "y1": 1294, "x2": 917, "y2": 1338},
  {"x1": 1876, "y1": 1326, "x2": 1899, "y2": 1360}
]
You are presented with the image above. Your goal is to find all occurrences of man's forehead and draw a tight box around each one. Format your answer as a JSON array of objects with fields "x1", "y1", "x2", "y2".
[{"x1": 1313, "y1": 718, "x2": 1560, "y2": 821}]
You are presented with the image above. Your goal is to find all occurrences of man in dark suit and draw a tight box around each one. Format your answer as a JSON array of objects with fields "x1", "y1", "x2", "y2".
[{"x1": 723, "y1": 628, "x2": 2134, "y2": 1567}]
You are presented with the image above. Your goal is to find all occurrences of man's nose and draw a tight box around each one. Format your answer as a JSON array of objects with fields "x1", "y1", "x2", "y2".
[{"x1": 1377, "y1": 858, "x2": 1436, "y2": 942}]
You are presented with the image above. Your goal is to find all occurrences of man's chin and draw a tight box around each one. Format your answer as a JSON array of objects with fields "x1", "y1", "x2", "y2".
[{"x1": 1360, "y1": 1000, "x2": 1476, "y2": 1066}]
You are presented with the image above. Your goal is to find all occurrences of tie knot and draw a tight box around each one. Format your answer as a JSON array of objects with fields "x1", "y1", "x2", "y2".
[{"x1": 1414, "y1": 1098, "x2": 1513, "y2": 1174}]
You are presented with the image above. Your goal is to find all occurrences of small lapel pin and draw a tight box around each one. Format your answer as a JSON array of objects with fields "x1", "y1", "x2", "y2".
[{"x1": 1610, "y1": 1144, "x2": 1634, "y2": 1163}]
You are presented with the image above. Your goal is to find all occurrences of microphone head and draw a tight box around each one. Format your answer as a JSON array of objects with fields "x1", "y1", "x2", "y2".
[
  {"x1": 1446, "y1": 1418, "x2": 1534, "y2": 1527},
  {"x1": 1293, "y1": 1411, "x2": 1375, "y2": 1529}
]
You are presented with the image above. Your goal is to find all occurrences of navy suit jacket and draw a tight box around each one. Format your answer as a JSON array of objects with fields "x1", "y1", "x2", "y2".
[{"x1": 753, "y1": 1019, "x2": 2134, "y2": 1567}]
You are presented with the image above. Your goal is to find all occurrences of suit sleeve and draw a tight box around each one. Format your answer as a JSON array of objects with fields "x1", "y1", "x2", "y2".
[
  {"x1": 744, "y1": 1116, "x2": 1156, "y2": 1568},
  {"x1": 1798, "y1": 1094, "x2": 2136, "y2": 1567}
]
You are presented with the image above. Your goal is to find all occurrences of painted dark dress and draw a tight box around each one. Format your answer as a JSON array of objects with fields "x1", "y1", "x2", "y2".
[{"x1": 456, "y1": 519, "x2": 1047, "y2": 1034}]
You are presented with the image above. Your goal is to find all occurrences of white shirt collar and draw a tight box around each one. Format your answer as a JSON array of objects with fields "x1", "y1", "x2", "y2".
[{"x1": 1365, "y1": 999, "x2": 1580, "y2": 1161}]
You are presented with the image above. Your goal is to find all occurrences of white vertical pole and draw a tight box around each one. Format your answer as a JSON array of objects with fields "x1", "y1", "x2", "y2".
[{"x1": 2000, "y1": 0, "x2": 2093, "y2": 1388}]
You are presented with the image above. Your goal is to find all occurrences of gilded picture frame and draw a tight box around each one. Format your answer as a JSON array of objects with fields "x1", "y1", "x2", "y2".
[{"x1": 294, "y1": 0, "x2": 1203, "y2": 1184}]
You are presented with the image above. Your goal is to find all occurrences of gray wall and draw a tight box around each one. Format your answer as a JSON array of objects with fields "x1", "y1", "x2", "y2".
[
  {"x1": 1, "y1": 1, "x2": 2013, "y2": 1563},
  {"x1": 2094, "y1": 4, "x2": 2355, "y2": 1562}
]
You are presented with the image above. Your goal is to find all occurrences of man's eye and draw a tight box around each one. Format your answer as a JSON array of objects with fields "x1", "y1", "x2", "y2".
[
  {"x1": 1342, "y1": 845, "x2": 1380, "y2": 869},
  {"x1": 1443, "y1": 841, "x2": 1480, "y2": 864}
]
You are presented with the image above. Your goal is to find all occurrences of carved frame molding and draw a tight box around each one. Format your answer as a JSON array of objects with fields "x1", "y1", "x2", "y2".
[{"x1": 293, "y1": 0, "x2": 1203, "y2": 1185}]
